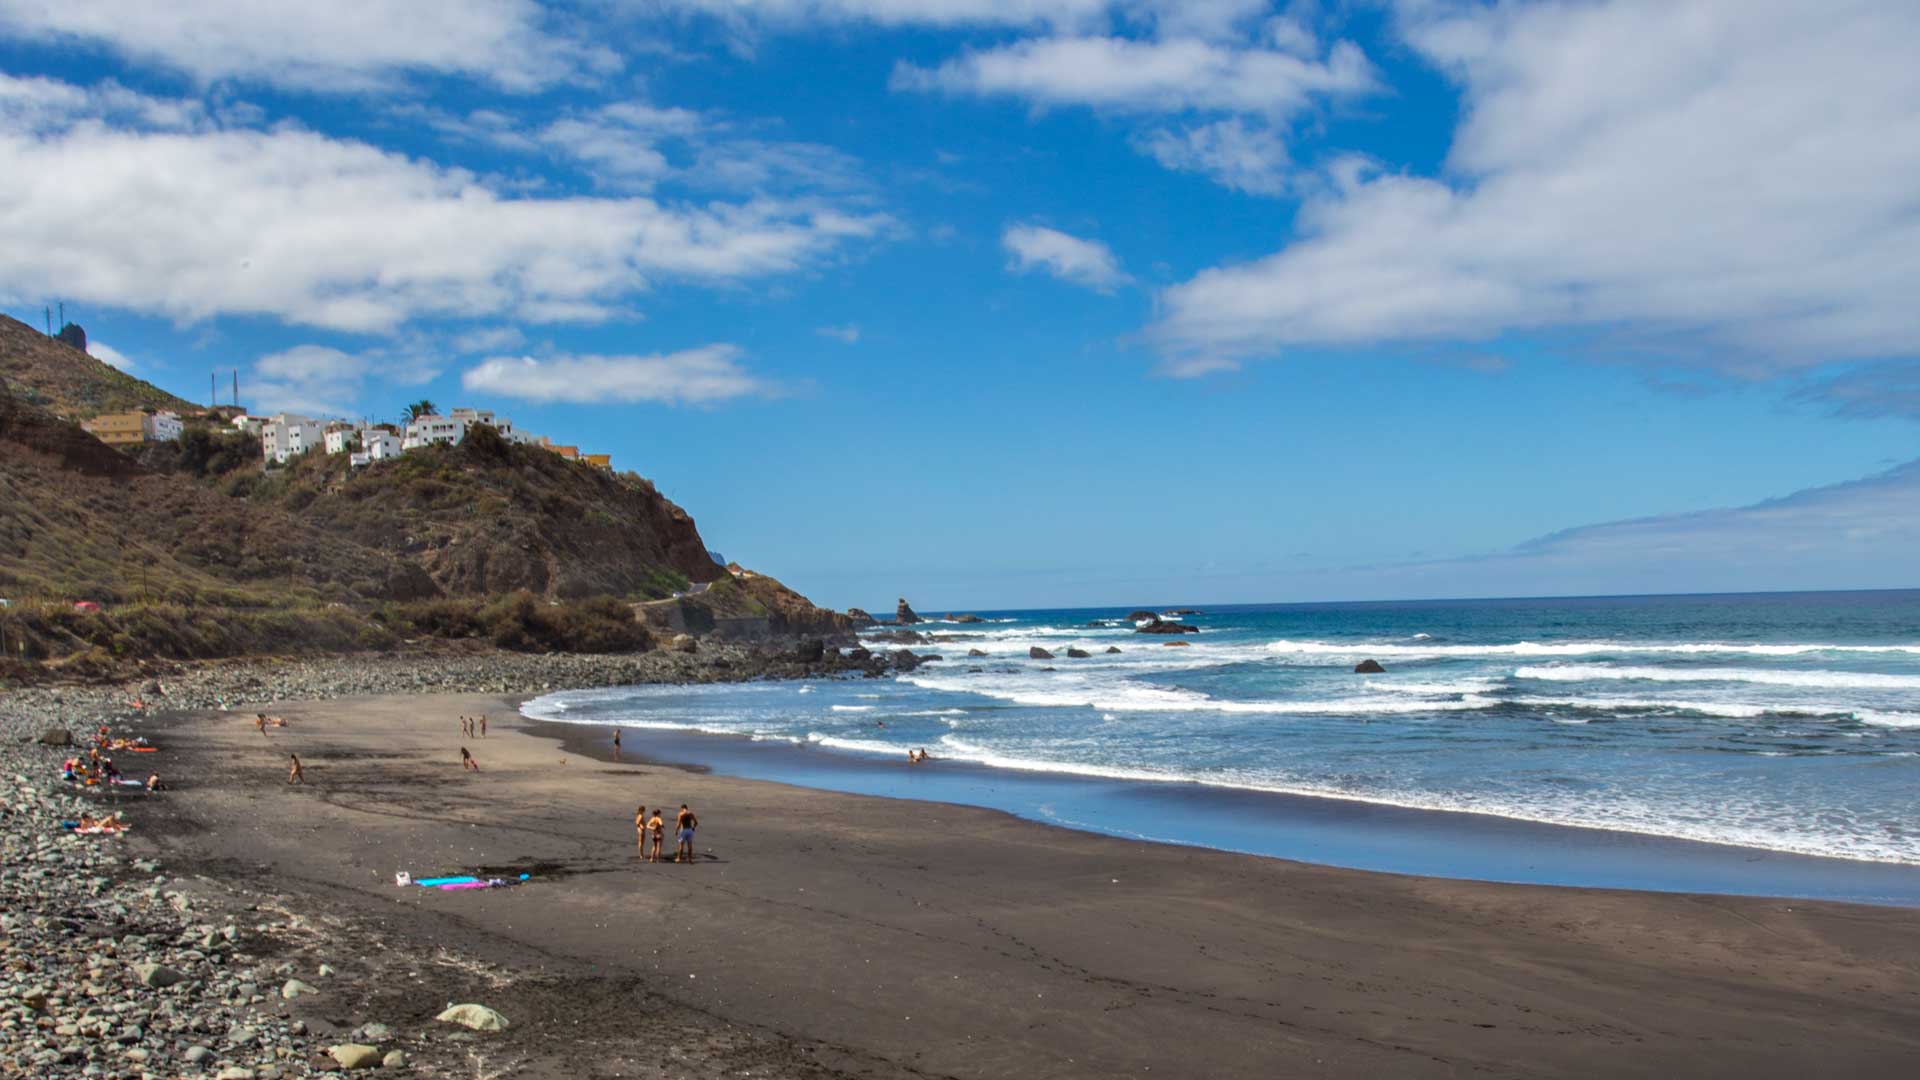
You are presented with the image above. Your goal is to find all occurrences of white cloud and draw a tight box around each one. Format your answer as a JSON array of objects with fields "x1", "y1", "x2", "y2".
[
  {"x1": 893, "y1": 34, "x2": 1374, "y2": 114},
  {"x1": 462, "y1": 345, "x2": 773, "y2": 405},
  {"x1": 0, "y1": 78, "x2": 888, "y2": 333},
  {"x1": 452, "y1": 326, "x2": 527, "y2": 355},
  {"x1": 246, "y1": 342, "x2": 439, "y2": 417},
  {"x1": 1151, "y1": 0, "x2": 1920, "y2": 377},
  {"x1": 1136, "y1": 117, "x2": 1291, "y2": 194},
  {"x1": 1002, "y1": 224, "x2": 1129, "y2": 291},
  {"x1": 648, "y1": 0, "x2": 1111, "y2": 30},
  {"x1": 816, "y1": 324, "x2": 861, "y2": 343},
  {"x1": 0, "y1": 0, "x2": 608, "y2": 92},
  {"x1": 1350, "y1": 457, "x2": 1920, "y2": 599},
  {"x1": 86, "y1": 340, "x2": 133, "y2": 371}
]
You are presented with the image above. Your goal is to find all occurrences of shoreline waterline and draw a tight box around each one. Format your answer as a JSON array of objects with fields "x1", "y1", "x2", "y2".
[{"x1": 521, "y1": 710, "x2": 1920, "y2": 907}]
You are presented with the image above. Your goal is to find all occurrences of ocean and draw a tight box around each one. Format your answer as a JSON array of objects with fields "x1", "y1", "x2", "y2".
[{"x1": 523, "y1": 590, "x2": 1920, "y2": 901}]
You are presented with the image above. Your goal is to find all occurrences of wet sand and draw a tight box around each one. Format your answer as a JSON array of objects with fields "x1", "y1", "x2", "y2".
[{"x1": 142, "y1": 692, "x2": 1920, "y2": 1078}]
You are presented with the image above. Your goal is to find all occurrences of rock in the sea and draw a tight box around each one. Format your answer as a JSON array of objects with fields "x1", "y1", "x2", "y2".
[
  {"x1": 1028, "y1": 646, "x2": 1054, "y2": 660},
  {"x1": 967, "y1": 648, "x2": 988, "y2": 657},
  {"x1": 870, "y1": 629, "x2": 928, "y2": 645},
  {"x1": 788, "y1": 638, "x2": 826, "y2": 663},
  {"x1": 891, "y1": 649, "x2": 924, "y2": 672},
  {"x1": 1163, "y1": 641, "x2": 1191, "y2": 647},
  {"x1": 951, "y1": 614, "x2": 985, "y2": 623},
  {"x1": 1126, "y1": 610, "x2": 1157, "y2": 622},
  {"x1": 328, "y1": 1043, "x2": 383, "y2": 1069},
  {"x1": 1065, "y1": 647, "x2": 1092, "y2": 658},
  {"x1": 37, "y1": 726, "x2": 73, "y2": 747},
  {"x1": 896, "y1": 597, "x2": 922, "y2": 624},
  {"x1": 1105, "y1": 646, "x2": 1122, "y2": 654},
  {"x1": 846, "y1": 607, "x2": 876, "y2": 626},
  {"x1": 436, "y1": 1003, "x2": 509, "y2": 1031},
  {"x1": 1354, "y1": 659, "x2": 1386, "y2": 674},
  {"x1": 1136, "y1": 620, "x2": 1198, "y2": 635}
]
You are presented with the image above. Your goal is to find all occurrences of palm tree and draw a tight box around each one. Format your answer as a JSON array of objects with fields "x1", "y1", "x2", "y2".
[{"x1": 403, "y1": 399, "x2": 437, "y2": 423}]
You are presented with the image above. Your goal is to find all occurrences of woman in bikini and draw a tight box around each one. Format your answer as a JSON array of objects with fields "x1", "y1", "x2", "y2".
[
  {"x1": 635, "y1": 806, "x2": 648, "y2": 855},
  {"x1": 647, "y1": 808, "x2": 666, "y2": 862}
]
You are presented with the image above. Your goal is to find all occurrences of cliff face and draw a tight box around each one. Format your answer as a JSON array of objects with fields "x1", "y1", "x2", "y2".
[
  {"x1": 254, "y1": 425, "x2": 726, "y2": 601},
  {"x1": 638, "y1": 568, "x2": 857, "y2": 642}
]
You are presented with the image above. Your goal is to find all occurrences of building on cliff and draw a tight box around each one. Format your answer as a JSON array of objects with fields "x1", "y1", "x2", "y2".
[{"x1": 81, "y1": 409, "x2": 181, "y2": 446}]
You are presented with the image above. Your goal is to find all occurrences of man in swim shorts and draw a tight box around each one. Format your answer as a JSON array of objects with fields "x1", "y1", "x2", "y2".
[{"x1": 675, "y1": 804, "x2": 698, "y2": 863}]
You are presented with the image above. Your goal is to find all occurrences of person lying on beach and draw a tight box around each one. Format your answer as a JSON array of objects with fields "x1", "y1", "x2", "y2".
[
  {"x1": 146, "y1": 773, "x2": 165, "y2": 792},
  {"x1": 461, "y1": 746, "x2": 479, "y2": 772},
  {"x1": 647, "y1": 810, "x2": 665, "y2": 862},
  {"x1": 288, "y1": 753, "x2": 304, "y2": 784},
  {"x1": 675, "y1": 805, "x2": 698, "y2": 863}
]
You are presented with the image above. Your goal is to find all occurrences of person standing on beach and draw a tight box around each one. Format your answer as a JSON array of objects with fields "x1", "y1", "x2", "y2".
[
  {"x1": 287, "y1": 754, "x2": 304, "y2": 784},
  {"x1": 675, "y1": 804, "x2": 698, "y2": 863},
  {"x1": 461, "y1": 746, "x2": 479, "y2": 772},
  {"x1": 635, "y1": 806, "x2": 648, "y2": 855},
  {"x1": 613, "y1": 728, "x2": 622, "y2": 760},
  {"x1": 480, "y1": 715, "x2": 488, "y2": 738},
  {"x1": 647, "y1": 808, "x2": 666, "y2": 862}
]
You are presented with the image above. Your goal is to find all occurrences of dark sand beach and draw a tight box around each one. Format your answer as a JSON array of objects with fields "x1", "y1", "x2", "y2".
[{"x1": 138, "y1": 692, "x2": 1920, "y2": 1079}]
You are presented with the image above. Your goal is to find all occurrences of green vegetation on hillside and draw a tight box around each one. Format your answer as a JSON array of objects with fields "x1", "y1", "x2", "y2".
[{"x1": 0, "y1": 314, "x2": 199, "y2": 419}]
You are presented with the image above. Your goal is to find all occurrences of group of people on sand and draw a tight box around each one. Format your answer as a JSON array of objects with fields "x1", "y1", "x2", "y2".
[
  {"x1": 461, "y1": 715, "x2": 488, "y2": 738},
  {"x1": 635, "y1": 803, "x2": 700, "y2": 863},
  {"x1": 907, "y1": 747, "x2": 934, "y2": 765}
]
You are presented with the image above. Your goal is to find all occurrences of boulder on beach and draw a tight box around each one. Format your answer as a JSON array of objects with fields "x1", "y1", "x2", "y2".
[
  {"x1": 896, "y1": 597, "x2": 922, "y2": 624},
  {"x1": 1029, "y1": 646, "x2": 1055, "y2": 660},
  {"x1": 329, "y1": 1044, "x2": 383, "y2": 1070},
  {"x1": 670, "y1": 633, "x2": 697, "y2": 653},
  {"x1": 436, "y1": 1003, "x2": 510, "y2": 1031},
  {"x1": 1066, "y1": 647, "x2": 1092, "y2": 658},
  {"x1": 131, "y1": 962, "x2": 184, "y2": 988},
  {"x1": 1354, "y1": 659, "x2": 1386, "y2": 674},
  {"x1": 36, "y1": 726, "x2": 73, "y2": 747}
]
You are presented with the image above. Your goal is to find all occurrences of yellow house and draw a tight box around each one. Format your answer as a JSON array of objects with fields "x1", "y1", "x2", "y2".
[
  {"x1": 548, "y1": 444, "x2": 579, "y2": 460},
  {"x1": 81, "y1": 411, "x2": 147, "y2": 446},
  {"x1": 582, "y1": 453, "x2": 611, "y2": 469}
]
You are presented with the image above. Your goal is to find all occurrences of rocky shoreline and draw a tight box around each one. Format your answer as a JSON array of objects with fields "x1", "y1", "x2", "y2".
[{"x1": 0, "y1": 644, "x2": 878, "y2": 1078}]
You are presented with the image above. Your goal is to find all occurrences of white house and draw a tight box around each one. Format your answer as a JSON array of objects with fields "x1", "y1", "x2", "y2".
[
  {"x1": 260, "y1": 414, "x2": 326, "y2": 465},
  {"x1": 231, "y1": 414, "x2": 266, "y2": 435},
  {"x1": 365, "y1": 429, "x2": 402, "y2": 460},
  {"x1": 401, "y1": 414, "x2": 466, "y2": 450},
  {"x1": 146, "y1": 411, "x2": 182, "y2": 442},
  {"x1": 323, "y1": 427, "x2": 357, "y2": 455}
]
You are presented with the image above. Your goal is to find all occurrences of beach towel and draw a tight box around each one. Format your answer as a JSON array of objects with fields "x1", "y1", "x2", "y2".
[{"x1": 414, "y1": 876, "x2": 479, "y2": 887}]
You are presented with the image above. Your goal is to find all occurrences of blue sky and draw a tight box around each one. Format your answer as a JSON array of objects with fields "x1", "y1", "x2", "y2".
[{"x1": 1, "y1": 1, "x2": 1916, "y2": 610}]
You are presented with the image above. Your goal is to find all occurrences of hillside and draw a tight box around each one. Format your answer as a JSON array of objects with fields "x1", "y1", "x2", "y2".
[
  {"x1": 234, "y1": 423, "x2": 728, "y2": 601},
  {"x1": 0, "y1": 324, "x2": 852, "y2": 676},
  {"x1": 0, "y1": 314, "x2": 199, "y2": 420}
]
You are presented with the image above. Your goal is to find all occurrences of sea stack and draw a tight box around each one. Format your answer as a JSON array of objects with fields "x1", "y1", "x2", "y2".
[{"x1": 896, "y1": 597, "x2": 922, "y2": 624}]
